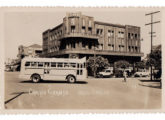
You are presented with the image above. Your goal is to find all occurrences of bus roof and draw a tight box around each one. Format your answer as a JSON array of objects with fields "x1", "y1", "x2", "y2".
[{"x1": 22, "y1": 57, "x2": 86, "y2": 63}]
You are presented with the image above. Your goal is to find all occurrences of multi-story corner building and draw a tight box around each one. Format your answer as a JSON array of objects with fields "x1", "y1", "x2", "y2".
[
  {"x1": 18, "y1": 44, "x2": 42, "y2": 59},
  {"x1": 42, "y1": 12, "x2": 143, "y2": 65}
]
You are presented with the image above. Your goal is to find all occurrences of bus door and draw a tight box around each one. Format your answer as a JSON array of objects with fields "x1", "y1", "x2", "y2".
[
  {"x1": 76, "y1": 63, "x2": 84, "y2": 80},
  {"x1": 43, "y1": 62, "x2": 53, "y2": 80}
]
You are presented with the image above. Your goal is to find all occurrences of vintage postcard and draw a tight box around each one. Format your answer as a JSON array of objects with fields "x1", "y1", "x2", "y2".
[{"x1": 0, "y1": 7, "x2": 164, "y2": 113}]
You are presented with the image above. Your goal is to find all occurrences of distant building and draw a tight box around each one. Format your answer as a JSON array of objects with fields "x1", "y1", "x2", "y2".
[
  {"x1": 17, "y1": 44, "x2": 42, "y2": 59},
  {"x1": 42, "y1": 12, "x2": 143, "y2": 65},
  {"x1": 152, "y1": 44, "x2": 161, "y2": 51}
]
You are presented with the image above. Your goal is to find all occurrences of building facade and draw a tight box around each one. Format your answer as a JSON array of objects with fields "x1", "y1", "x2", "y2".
[
  {"x1": 42, "y1": 12, "x2": 143, "y2": 65},
  {"x1": 18, "y1": 44, "x2": 42, "y2": 59}
]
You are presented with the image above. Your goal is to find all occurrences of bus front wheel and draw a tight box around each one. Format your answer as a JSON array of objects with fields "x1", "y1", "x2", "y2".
[
  {"x1": 67, "y1": 75, "x2": 76, "y2": 83},
  {"x1": 31, "y1": 74, "x2": 41, "y2": 83}
]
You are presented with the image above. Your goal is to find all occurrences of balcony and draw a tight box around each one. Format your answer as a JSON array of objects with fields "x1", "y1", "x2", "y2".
[
  {"x1": 57, "y1": 32, "x2": 99, "y2": 40},
  {"x1": 47, "y1": 49, "x2": 144, "y2": 57}
]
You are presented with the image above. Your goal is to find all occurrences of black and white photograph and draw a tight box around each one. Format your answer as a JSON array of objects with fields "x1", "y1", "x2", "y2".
[{"x1": 1, "y1": 7, "x2": 163, "y2": 111}]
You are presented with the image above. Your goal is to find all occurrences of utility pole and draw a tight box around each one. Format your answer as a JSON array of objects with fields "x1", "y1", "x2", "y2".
[
  {"x1": 94, "y1": 42, "x2": 96, "y2": 78},
  {"x1": 145, "y1": 11, "x2": 160, "y2": 81}
]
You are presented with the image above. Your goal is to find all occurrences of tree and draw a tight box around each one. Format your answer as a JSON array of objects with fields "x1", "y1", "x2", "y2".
[
  {"x1": 146, "y1": 48, "x2": 161, "y2": 81},
  {"x1": 87, "y1": 56, "x2": 110, "y2": 77},
  {"x1": 135, "y1": 61, "x2": 146, "y2": 72},
  {"x1": 146, "y1": 48, "x2": 161, "y2": 69},
  {"x1": 114, "y1": 60, "x2": 129, "y2": 69}
]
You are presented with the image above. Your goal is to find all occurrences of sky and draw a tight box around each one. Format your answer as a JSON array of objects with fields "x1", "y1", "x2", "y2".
[{"x1": 4, "y1": 8, "x2": 161, "y2": 60}]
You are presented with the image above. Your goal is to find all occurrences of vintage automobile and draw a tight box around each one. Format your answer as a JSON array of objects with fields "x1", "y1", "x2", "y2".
[
  {"x1": 134, "y1": 71, "x2": 150, "y2": 77},
  {"x1": 97, "y1": 68, "x2": 113, "y2": 78}
]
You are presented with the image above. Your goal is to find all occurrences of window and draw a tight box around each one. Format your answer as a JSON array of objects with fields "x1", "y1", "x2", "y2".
[
  {"x1": 96, "y1": 29, "x2": 103, "y2": 35},
  {"x1": 135, "y1": 47, "x2": 138, "y2": 52},
  {"x1": 70, "y1": 63, "x2": 76, "y2": 68},
  {"x1": 118, "y1": 31, "x2": 124, "y2": 38},
  {"x1": 71, "y1": 18, "x2": 75, "y2": 25},
  {"x1": 64, "y1": 63, "x2": 69, "y2": 67},
  {"x1": 31, "y1": 62, "x2": 37, "y2": 67},
  {"x1": 108, "y1": 44, "x2": 114, "y2": 51},
  {"x1": 84, "y1": 63, "x2": 86, "y2": 68},
  {"x1": 132, "y1": 46, "x2": 134, "y2": 52},
  {"x1": 100, "y1": 29, "x2": 103, "y2": 35},
  {"x1": 135, "y1": 34, "x2": 137, "y2": 39},
  {"x1": 80, "y1": 70, "x2": 83, "y2": 75},
  {"x1": 128, "y1": 33, "x2": 131, "y2": 39},
  {"x1": 128, "y1": 46, "x2": 131, "y2": 52},
  {"x1": 71, "y1": 26, "x2": 75, "y2": 33},
  {"x1": 77, "y1": 70, "x2": 79, "y2": 75},
  {"x1": 82, "y1": 26, "x2": 85, "y2": 33},
  {"x1": 99, "y1": 44, "x2": 103, "y2": 50},
  {"x1": 80, "y1": 64, "x2": 83, "y2": 68},
  {"x1": 44, "y1": 62, "x2": 50, "y2": 67},
  {"x1": 121, "y1": 32, "x2": 124, "y2": 38},
  {"x1": 38, "y1": 62, "x2": 43, "y2": 67},
  {"x1": 131, "y1": 33, "x2": 134, "y2": 39},
  {"x1": 119, "y1": 45, "x2": 124, "y2": 52},
  {"x1": 51, "y1": 62, "x2": 56, "y2": 67},
  {"x1": 108, "y1": 30, "x2": 114, "y2": 37},
  {"x1": 88, "y1": 27, "x2": 92, "y2": 34},
  {"x1": 96, "y1": 29, "x2": 99, "y2": 35},
  {"x1": 57, "y1": 62, "x2": 63, "y2": 67},
  {"x1": 82, "y1": 19, "x2": 85, "y2": 26},
  {"x1": 25, "y1": 62, "x2": 30, "y2": 67}
]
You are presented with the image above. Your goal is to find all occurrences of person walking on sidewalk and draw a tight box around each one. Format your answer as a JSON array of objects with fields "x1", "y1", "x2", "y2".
[{"x1": 123, "y1": 70, "x2": 127, "y2": 82}]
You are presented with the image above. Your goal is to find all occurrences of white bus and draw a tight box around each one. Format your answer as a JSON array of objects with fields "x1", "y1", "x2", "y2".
[{"x1": 19, "y1": 57, "x2": 87, "y2": 83}]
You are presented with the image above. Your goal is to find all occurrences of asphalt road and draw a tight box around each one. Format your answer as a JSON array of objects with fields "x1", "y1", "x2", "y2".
[{"x1": 5, "y1": 72, "x2": 161, "y2": 109}]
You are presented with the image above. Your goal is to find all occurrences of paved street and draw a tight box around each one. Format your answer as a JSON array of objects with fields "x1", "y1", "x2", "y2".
[{"x1": 5, "y1": 72, "x2": 161, "y2": 109}]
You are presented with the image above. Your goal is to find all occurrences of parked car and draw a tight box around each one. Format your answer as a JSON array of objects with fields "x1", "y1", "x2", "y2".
[
  {"x1": 97, "y1": 69, "x2": 113, "y2": 78},
  {"x1": 134, "y1": 71, "x2": 150, "y2": 77}
]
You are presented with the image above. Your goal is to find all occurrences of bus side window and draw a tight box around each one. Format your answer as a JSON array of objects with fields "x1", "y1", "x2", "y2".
[
  {"x1": 51, "y1": 62, "x2": 56, "y2": 67},
  {"x1": 31, "y1": 62, "x2": 37, "y2": 67},
  {"x1": 84, "y1": 63, "x2": 86, "y2": 68},
  {"x1": 25, "y1": 62, "x2": 30, "y2": 67},
  {"x1": 57, "y1": 62, "x2": 63, "y2": 67},
  {"x1": 64, "y1": 63, "x2": 69, "y2": 67},
  {"x1": 70, "y1": 63, "x2": 76, "y2": 68},
  {"x1": 77, "y1": 70, "x2": 79, "y2": 75},
  {"x1": 38, "y1": 62, "x2": 43, "y2": 67},
  {"x1": 80, "y1": 64, "x2": 83, "y2": 68},
  {"x1": 44, "y1": 62, "x2": 50, "y2": 67}
]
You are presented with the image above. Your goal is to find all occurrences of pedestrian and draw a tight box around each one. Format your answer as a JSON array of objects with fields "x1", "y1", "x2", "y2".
[{"x1": 123, "y1": 70, "x2": 127, "y2": 82}]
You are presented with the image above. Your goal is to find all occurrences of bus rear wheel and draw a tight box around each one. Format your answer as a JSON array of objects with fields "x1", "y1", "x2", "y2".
[
  {"x1": 31, "y1": 74, "x2": 41, "y2": 83},
  {"x1": 67, "y1": 75, "x2": 76, "y2": 83}
]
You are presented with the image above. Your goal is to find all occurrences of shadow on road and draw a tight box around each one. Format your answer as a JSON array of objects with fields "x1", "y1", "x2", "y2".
[
  {"x1": 139, "y1": 79, "x2": 161, "y2": 82},
  {"x1": 20, "y1": 80, "x2": 88, "y2": 84},
  {"x1": 138, "y1": 83, "x2": 161, "y2": 89}
]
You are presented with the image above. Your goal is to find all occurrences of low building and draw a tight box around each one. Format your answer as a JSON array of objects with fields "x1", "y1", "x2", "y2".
[
  {"x1": 17, "y1": 44, "x2": 42, "y2": 59},
  {"x1": 42, "y1": 12, "x2": 144, "y2": 66}
]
